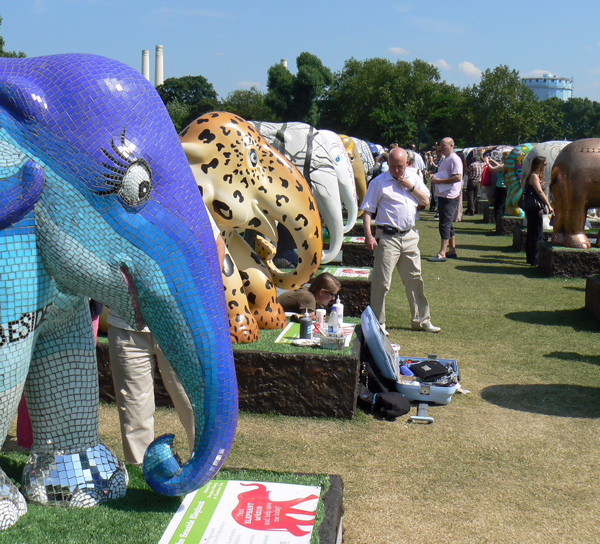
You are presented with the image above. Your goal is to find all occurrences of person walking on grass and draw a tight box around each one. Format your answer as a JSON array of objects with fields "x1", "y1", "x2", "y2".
[
  {"x1": 429, "y1": 137, "x2": 463, "y2": 262},
  {"x1": 361, "y1": 147, "x2": 441, "y2": 334}
]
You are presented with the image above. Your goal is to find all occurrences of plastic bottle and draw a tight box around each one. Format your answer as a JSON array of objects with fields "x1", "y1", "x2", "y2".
[
  {"x1": 332, "y1": 296, "x2": 344, "y2": 327},
  {"x1": 299, "y1": 310, "x2": 313, "y2": 339},
  {"x1": 327, "y1": 308, "x2": 339, "y2": 334}
]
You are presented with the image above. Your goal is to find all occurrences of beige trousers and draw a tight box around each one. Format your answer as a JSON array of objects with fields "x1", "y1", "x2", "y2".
[
  {"x1": 108, "y1": 326, "x2": 195, "y2": 465},
  {"x1": 370, "y1": 229, "x2": 431, "y2": 326}
]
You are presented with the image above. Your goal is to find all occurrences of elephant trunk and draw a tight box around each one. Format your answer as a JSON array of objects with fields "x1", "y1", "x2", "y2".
[
  {"x1": 313, "y1": 185, "x2": 343, "y2": 264},
  {"x1": 263, "y1": 196, "x2": 323, "y2": 290},
  {"x1": 132, "y1": 205, "x2": 237, "y2": 496},
  {"x1": 340, "y1": 178, "x2": 358, "y2": 234}
]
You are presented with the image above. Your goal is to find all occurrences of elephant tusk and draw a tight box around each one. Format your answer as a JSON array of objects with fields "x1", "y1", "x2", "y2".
[{"x1": 249, "y1": 200, "x2": 278, "y2": 243}]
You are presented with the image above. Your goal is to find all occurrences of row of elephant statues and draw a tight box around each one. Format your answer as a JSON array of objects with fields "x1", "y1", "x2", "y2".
[
  {"x1": 2, "y1": 52, "x2": 598, "y2": 531},
  {"x1": 466, "y1": 140, "x2": 600, "y2": 249},
  {"x1": 181, "y1": 114, "x2": 385, "y2": 343}
]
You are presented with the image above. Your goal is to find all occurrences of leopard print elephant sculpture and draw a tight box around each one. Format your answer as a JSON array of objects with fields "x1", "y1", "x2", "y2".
[{"x1": 181, "y1": 112, "x2": 322, "y2": 343}]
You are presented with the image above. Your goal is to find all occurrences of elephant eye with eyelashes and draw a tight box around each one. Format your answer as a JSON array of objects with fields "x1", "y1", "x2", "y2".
[
  {"x1": 97, "y1": 128, "x2": 153, "y2": 207},
  {"x1": 119, "y1": 160, "x2": 152, "y2": 206}
]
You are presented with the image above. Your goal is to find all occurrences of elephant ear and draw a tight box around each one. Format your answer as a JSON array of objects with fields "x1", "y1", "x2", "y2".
[
  {"x1": 0, "y1": 76, "x2": 47, "y2": 227},
  {"x1": 0, "y1": 75, "x2": 48, "y2": 122},
  {"x1": 181, "y1": 141, "x2": 210, "y2": 167}
]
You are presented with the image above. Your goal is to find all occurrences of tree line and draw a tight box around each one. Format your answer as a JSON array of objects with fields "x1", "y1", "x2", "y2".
[
  {"x1": 2, "y1": 14, "x2": 597, "y2": 152},
  {"x1": 158, "y1": 52, "x2": 600, "y2": 151}
]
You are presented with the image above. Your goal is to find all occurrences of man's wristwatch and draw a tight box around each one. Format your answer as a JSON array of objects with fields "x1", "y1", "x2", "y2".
[{"x1": 409, "y1": 185, "x2": 415, "y2": 192}]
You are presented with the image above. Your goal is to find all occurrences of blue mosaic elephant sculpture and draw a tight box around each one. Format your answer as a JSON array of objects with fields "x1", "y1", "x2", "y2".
[{"x1": 0, "y1": 54, "x2": 237, "y2": 529}]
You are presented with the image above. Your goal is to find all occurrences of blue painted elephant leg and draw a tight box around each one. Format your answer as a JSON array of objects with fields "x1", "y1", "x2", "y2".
[
  {"x1": 0, "y1": 377, "x2": 28, "y2": 528},
  {"x1": 0, "y1": 212, "x2": 41, "y2": 527},
  {"x1": 22, "y1": 296, "x2": 128, "y2": 506}
]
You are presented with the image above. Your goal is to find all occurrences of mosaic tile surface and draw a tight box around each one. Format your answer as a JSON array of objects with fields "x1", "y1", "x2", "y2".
[{"x1": 0, "y1": 54, "x2": 237, "y2": 529}]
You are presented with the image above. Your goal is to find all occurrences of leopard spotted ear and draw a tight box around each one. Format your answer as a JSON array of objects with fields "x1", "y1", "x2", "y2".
[{"x1": 181, "y1": 142, "x2": 209, "y2": 165}]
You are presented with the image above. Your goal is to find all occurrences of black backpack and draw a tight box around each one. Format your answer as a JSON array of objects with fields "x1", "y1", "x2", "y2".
[{"x1": 358, "y1": 340, "x2": 410, "y2": 420}]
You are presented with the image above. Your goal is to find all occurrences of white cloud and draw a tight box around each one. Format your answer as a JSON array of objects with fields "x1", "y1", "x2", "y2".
[
  {"x1": 458, "y1": 61, "x2": 482, "y2": 78},
  {"x1": 523, "y1": 69, "x2": 554, "y2": 78},
  {"x1": 388, "y1": 47, "x2": 410, "y2": 56},
  {"x1": 434, "y1": 59, "x2": 451, "y2": 71}
]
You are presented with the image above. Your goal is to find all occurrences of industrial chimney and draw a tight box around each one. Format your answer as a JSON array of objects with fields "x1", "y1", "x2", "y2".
[
  {"x1": 141, "y1": 50, "x2": 150, "y2": 81},
  {"x1": 280, "y1": 59, "x2": 288, "y2": 70},
  {"x1": 155, "y1": 45, "x2": 164, "y2": 87}
]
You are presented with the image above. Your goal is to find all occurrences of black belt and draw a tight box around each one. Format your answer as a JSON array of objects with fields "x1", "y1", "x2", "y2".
[{"x1": 377, "y1": 225, "x2": 411, "y2": 235}]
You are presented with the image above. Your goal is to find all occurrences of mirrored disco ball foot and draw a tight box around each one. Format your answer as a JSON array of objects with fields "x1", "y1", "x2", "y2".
[
  {"x1": 22, "y1": 443, "x2": 129, "y2": 507},
  {"x1": 0, "y1": 471, "x2": 27, "y2": 530}
]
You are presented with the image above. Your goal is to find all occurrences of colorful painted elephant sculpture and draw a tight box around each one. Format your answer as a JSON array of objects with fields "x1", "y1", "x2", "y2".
[
  {"x1": 504, "y1": 143, "x2": 536, "y2": 217},
  {"x1": 251, "y1": 121, "x2": 356, "y2": 263},
  {"x1": 0, "y1": 54, "x2": 237, "y2": 530},
  {"x1": 551, "y1": 138, "x2": 600, "y2": 248},
  {"x1": 181, "y1": 113, "x2": 322, "y2": 343}
]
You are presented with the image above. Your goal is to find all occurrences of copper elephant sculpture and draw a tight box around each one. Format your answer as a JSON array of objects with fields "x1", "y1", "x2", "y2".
[{"x1": 551, "y1": 138, "x2": 600, "y2": 248}]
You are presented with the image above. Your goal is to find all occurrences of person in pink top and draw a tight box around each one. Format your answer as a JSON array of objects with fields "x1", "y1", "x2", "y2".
[{"x1": 428, "y1": 137, "x2": 463, "y2": 262}]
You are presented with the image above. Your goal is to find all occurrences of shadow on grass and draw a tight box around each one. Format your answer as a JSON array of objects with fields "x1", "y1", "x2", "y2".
[
  {"x1": 456, "y1": 242, "x2": 508, "y2": 250},
  {"x1": 505, "y1": 308, "x2": 599, "y2": 331},
  {"x1": 481, "y1": 384, "x2": 600, "y2": 418},
  {"x1": 455, "y1": 263, "x2": 541, "y2": 277},
  {"x1": 544, "y1": 351, "x2": 600, "y2": 366},
  {"x1": 106, "y1": 487, "x2": 182, "y2": 514},
  {"x1": 104, "y1": 464, "x2": 183, "y2": 513}
]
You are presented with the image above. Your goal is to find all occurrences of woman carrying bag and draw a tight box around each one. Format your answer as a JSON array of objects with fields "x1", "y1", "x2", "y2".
[{"x1": 522, "y1": 156, "x2": 554, "y2": 266}]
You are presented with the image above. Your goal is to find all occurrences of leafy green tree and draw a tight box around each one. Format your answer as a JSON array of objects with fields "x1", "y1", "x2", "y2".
[
  {"x1": 165, "y1": 98, "x2": 192, "y2": 134},
  {"x1": 320, "y1": 57, "x2": 452, "y2": 146},
  {"x1": 425, "y1": 83, "x2": 472, "y2": 148},
  {"x1": 156, "y1": 75, "x2": 219, "y2": 130},
  {"x1": 156, "y1": 75, "x2": 218, "y2": 106},
  {"x1": 0, "y1": 16, "x2": 25, "y2": 58},
  {"x1": 535, "y1": 98, "x2": 567, "y2": 142},
  {"x1": 562, "y1": 97, "x2": 600, "y2": 140},
  {"x1": 467, "y1": 65, "x2": 539, "y2": 145},
  {"x1": 221, "y1": 87, "x2": 276, "y2": 121},
  {"x1": 320, "y1": 57, "x2": 405, "y2": 143},
  {"x1": 265, "y1": 52, "x2": 332, "y2": 125}
]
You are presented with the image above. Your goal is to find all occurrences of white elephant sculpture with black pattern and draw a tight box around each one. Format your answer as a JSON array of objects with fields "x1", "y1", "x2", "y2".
[{"x1": 251, "y1": 121, "x2": 357, "y2": 263}]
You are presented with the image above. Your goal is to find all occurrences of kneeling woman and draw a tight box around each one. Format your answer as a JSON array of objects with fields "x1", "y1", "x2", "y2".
[
  {"x1": 523, "y1": 156, "x2": 554, "y2": 266},
  {"x1": 278, "y1": 272, "x2": 341, "y2": 315}
]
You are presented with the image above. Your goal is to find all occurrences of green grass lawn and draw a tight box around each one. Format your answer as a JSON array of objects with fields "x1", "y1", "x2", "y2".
[{"x1": 2, "y1": 210, "x2": 600, "y2": 543}]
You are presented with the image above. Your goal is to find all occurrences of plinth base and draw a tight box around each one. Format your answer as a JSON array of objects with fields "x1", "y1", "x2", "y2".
[
  {"x1": 97, "y1": 330, "x2": 362, "y2": 419},
  {"x1": 539, "y1": 241, "x2": 600, "y2": 277},
  {"x1": 585, "y1": 275, "x2": 600, "y2": 322}
]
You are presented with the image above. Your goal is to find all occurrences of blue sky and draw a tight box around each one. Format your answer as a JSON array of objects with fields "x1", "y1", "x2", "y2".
[{"x1": 3, "y1": 0, "x2": 600, "y2": 102}]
